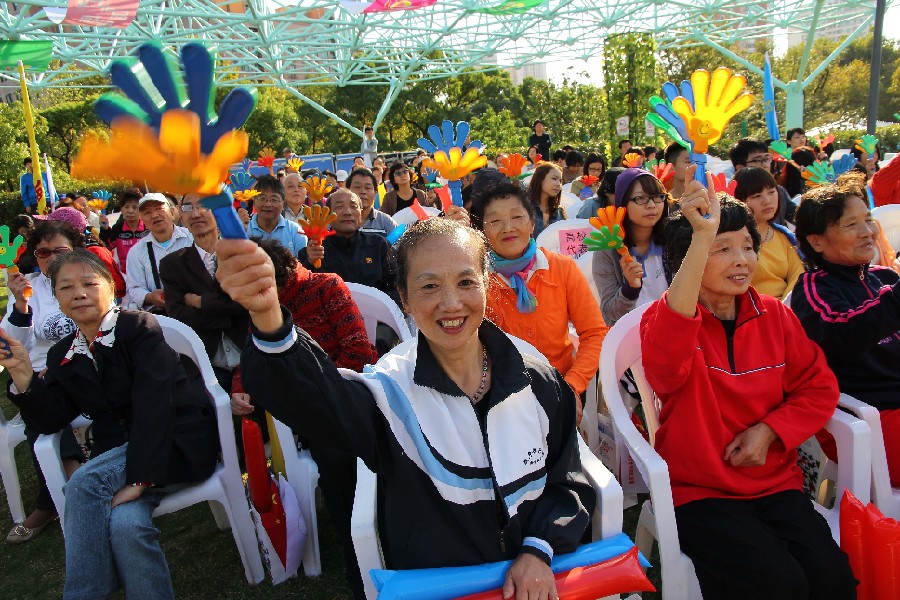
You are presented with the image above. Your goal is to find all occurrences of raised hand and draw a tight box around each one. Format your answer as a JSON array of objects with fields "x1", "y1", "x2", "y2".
[
  {"x1": 679, "y1": 165, "x2": 720, "y2": 234},
  {"x1": 216, "y1": 239, "x2": 281, "y2": 331},
  {"x1": 855, "y1": 134, "x2": 879, "y2": 156},
  {"x1": 671, "y1": 67, "x2": 753, "y2": 154},
  {"x1": 94, "y1": 43, "x2": 258, "y2": 154}
]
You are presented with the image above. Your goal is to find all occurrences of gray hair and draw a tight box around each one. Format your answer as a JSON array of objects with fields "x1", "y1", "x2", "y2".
[{"x1": 47, "y1": 249, "x2": 115, "y2": 297}]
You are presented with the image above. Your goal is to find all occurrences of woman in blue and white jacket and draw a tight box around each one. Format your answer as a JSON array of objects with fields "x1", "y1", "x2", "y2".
[{"x1": 217, "y1": 218, "x2": 595, "y2": 600}]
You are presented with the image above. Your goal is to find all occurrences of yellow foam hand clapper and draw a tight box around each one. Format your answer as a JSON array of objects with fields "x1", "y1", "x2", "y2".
[
  {"x1": 422, "y1": 147, "x2": 487, "y2": 181},
  {"x1": 72, "y1": 110, "x2": 248, "y2": 196},
  {"x1": 672, "y1": 67, "x2": 753, "y2": 154}
]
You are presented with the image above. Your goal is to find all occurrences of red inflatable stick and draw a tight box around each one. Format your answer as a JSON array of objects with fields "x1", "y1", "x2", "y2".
[
  {"x1": 435, "y1": 184, "x2": 453, "y2": 212},
  {"x1": 455, "y1": 547, "x2": 655, "y2": 600},
  {"x1": 840, "y1": 489, "x2": 900, "y2": 600},
  {"x1": 242, "y1": 418, "x2": 288, "y2": 563}
]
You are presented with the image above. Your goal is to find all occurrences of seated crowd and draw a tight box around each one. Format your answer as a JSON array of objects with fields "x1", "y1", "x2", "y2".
[{"x1": 2, "y1": 129, "x2": 899, "y2": 600}]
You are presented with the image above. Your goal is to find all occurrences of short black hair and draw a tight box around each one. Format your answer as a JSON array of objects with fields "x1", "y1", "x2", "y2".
[
  {"x1": 729, "y1": 138, "x2": 768, "y2": 167},
  {"x1": 664, "y1": 141, "x2": 688, "y2": 165},
  {"x1": 620, "y1": 175, "x2": 670, "y2": 247},
  {"x1": 119, "y1": 186, "x2": 143, "y2": 206},
  {"x1": 532, "y1": 119, "x2": 544, "y2": 128},
  {"x1": 786, "y1": 128, "x2": 806, "y2": 141},
  {"x1": 364, "y1": 126, "x2": 373, "y2": 132},
  {"x1": 795, "y1": 173, "x2": 869, "y2": 269},
  {"x1": 12, "y1": 214, "x2": 34, "y2": 232},
  {"x1": 23, "y1": 157, "x2": 32, "y2": 166},
  {"x1": 618, "y1": 139, "x2": 632, "y2": 150},
  {"x1": 47, "y1": 249, "x2": 114, "y2": 297},
  {"x1": 666, "y1": 195, "x2": 761, "y2": 274},
  {"x1": 733, "y1": 167, "x2": 778, "y2": 202},
  {"x1": 552, "y1": 149, "x2": 568, "y2": 163},
  {"x1": 583, "y1": 153, "x2": 606, "y2": 176},
  {"x1": 255, "y1": 174, "x2": 285, "y2": 200},
  {"x1": 252, "y1": 238, "x2": 298, "y2": 289},
  {"x1": 346, "y1": 168, "x2": 378, "y2": 190},
  {"x1": 565, "y1": 151, "x2": 584, "y2": 168},
  {"x1": 643, "y1": 146, "x2": 658, "y2": 157},
  {"x1": 470, "y1": 180, "x2": 535, "y2": 230},
  {"x1": 388, "y1": 162, "x2": 410, "y2": 186}
]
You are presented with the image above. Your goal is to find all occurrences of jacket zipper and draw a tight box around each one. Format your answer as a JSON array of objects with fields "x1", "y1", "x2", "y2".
[{"x1": 724, "y1": 323, "x2": 736, "y2": 373}]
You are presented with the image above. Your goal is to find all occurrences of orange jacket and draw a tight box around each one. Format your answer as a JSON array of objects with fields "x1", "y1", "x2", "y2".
[{"x1": 487, "y1": 248, "x2": 607, "y2": 394}]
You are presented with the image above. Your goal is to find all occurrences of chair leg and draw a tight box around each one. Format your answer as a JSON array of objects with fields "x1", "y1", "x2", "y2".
[
  {"x1": 208, "y1": 500, "x2": 231, "y2": 531},
  {"x1": 0, "y1": 442, "x2": 26, "y2": 523},
  {"x1": 634, "y1": 500, "x2": 657, "y2": 565},
  {"x1": 219, "y1": 480, "x2": 265, "y2": 584}
]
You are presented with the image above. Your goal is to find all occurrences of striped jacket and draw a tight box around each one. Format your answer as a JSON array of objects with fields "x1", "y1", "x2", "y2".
[
  {"x1": 242, "y1": 311, "x2": 594, "y2": 569},
  {"x1": 793, "y1": 260, "x2": 900, "y2": 411}
]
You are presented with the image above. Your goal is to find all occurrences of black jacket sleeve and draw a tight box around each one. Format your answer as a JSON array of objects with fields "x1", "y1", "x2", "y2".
[
  {"x1": 241, "y1": 307, "x2": 389, "y2": 472},
  {"x1": 518, "y1": 363, "x2": 595, "y2": 563},
  {"x1": 160, "y1": 254, "x2": 246, "y2": 332},
  {"x1": 7, "y1": 342, "x2": 81, "y2": 434}
]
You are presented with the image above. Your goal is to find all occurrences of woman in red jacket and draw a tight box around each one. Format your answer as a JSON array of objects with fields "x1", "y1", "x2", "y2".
[{"x1": 639, "y1": 166, "x2": 855, "y2": 599}]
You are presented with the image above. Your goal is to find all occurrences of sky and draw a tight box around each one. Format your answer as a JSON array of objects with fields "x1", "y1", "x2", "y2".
[{"x1": 545, "y1": 4, "x2": 900, "y2": 85}]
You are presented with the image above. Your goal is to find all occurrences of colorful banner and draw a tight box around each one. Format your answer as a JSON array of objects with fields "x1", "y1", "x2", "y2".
[
  {"x1": 763, "y1": 52, "x2": 780, "y2": 141},
  {"x1": 363, "y1": 0, "x2": 437, "y2": 13},
  {"x1": 18, "y1": 62, "x2": 45, "y2": 214},
  {"x1": 0, "y1": 41, "x2": 52, "y2": 71},
  {"x1": 44, "y1": 0, "x2": 139, "y2": 28},
  {"x1": 478, "y1": 0, "x2": 544, "y2": 15}
]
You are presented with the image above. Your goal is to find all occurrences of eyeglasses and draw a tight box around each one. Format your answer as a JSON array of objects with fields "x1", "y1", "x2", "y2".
[
  {"x1": 746, "y1": 155, "x2": 773, "y2": 166},
  {"x1": 256, "y1": 195, "x2": 284, "y2": 205},
  {"x1": 629, "y1": 194, "x2": 667, "y2": 206},
  {"x1": 34, "y1": 247, "x2": 73, "y2": 259},
  {"x1": 484, "y1": 215, "x2": 531, "y2": 230},
  {"x1": 180, "y1": 204, "x2": 210, "y2": 213},
  {"x1": 588, "y1": 166, "x2": 604, "y2": 174}
]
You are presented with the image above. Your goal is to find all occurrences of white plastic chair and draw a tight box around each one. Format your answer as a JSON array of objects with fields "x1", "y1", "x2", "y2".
[
  {"x1": 560, "y1": 191, "x2": 583, "y2": 218},
  {"x1": 872, "y1": 204, "x2": 900, "y2": 253},
  {"x1": 270, "y1": 417, "x2": 323, "y2": 576},
  {"x1": 351, "y1": 334, "x2": 624, "y2": 600},
  {"x1": 35, "y1": 316, "x2": 265, "y2": 584},
  {"x1": 535, "y1": 218, "x2": 591, "y2": 255},
  {"x1": 0, "y1": 408, "x2": 27, "y2": 524},
  {"x1": 575, "y1": 252, "x2": 602, "y2": 308},
  {"x1": 836, "y1": 394, "x2": 900, "y2": 520},
  {"x1": 600, "y1": 304, "x2": 872, "y2": 599},
  {"x1": 345, "y1": 282, "x2": 412, "y2": 345}
]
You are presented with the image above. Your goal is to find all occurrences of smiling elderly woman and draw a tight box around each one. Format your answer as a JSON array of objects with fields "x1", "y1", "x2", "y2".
[
  {"x1": 792, "y1": 173, "x2": 900, "y2": 487},
  {"x1": 215, "y1": 218, "x2": 594, "y2": 600},
  {"x1": 639, "y1": 168, "x2": 855, "y2": 599},
  {"x1": 0, "y1": 249, "x2": 218, "y2": 600}
]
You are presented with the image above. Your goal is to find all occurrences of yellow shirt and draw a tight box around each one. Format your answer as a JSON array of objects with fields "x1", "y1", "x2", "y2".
[{"x1": 752, "y1": 229, "x2": 805, "y2": 300}]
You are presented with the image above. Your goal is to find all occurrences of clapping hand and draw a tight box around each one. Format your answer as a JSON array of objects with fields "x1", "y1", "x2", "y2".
[{"x1": 678, "y1": 164, "x2": 720, "y2": 236}]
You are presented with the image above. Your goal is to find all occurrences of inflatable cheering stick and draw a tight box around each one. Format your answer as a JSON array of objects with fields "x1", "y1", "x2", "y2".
[
  {"x1": 647, "y1": 159, "x2": 674, "y2": 188},
  {"x1": 711, "y1": 173, "x2": 737, "y2": 196},
  {"x1": 585, "y1": 206, "x2": 633, "y2": 262},
  {"x1": 297, "y1": 205, "x2": 337, "y2": 268}
]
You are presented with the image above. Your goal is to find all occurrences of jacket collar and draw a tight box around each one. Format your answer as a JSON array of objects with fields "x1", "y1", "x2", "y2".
[
  {"x1": 330, "y1": 231, "x2": 360, "y2": 251},
  {"x1": 493, "y1": 246, "x2": 550, "y2": 287},
  {"x1": 815, "y1": 257, "x2": 869, "y2": 281},
  {"x1": 413, "y1": 319, "x2": 531, "y2": 403},
  {"x1": 60, "y1": 307, "x2": 120, "y2": 366},
  {"x1": 697, "y1": 286, "x2": 766, "y2": 329}
]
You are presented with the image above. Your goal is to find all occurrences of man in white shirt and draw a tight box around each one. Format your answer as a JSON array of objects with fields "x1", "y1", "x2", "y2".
[
  {"x1": 124, "y1": 193, "x2": 193, "y2": 312},
  {"x1": 360, "y1": 125, "x2": 378, "y2": 168}
]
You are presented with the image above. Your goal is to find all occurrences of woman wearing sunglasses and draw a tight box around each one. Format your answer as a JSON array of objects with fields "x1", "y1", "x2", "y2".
[
  {"x1": 1, "y1": 220, "x2": 86, "y2": 544},
  {"x1": 592, "y1": 168, "x2": 672, "y2": 326}
]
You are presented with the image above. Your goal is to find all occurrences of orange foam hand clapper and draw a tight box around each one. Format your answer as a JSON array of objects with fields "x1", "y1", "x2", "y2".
[
  {"x1": 301, "y1": 176, "x2": 334, "y2": 204},
  {"x1": 499, "y1": 153, "x2": 529, "y2": 179},
  {"x1": 584, "y1": 206, "x2": 632, "y2": 262},
  {"x1": 72, "y1": 110, "x2": 247, "y2": 196},
  {"x1": 671, "y1": 67, "x2": 753, "y2": 154},
  {"x1": 622, "y1": 152, "x2": 644, "y2": 168},
  {"x1": 286, "y1": 157, "x2": 304, "y2": 173},
  {"x1": 256, "y1": 147, "x2": 276, "y2": 169},
  {"x1": 297, "y1": 205, "x2": 337, "y2": 268}
]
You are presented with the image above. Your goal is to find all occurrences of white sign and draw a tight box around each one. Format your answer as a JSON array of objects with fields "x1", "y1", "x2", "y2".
[
  {"x1": 645, "y1": 117, "x2": 655, "y2": 138},
  {"x1": 616, "y1": 116, "x2": 630, "y2": 136}
]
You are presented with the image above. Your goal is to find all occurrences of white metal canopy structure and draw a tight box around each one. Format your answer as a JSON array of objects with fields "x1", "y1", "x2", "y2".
[{"x1": 1, "y1": 0, "x2": 892, "y2": 133}]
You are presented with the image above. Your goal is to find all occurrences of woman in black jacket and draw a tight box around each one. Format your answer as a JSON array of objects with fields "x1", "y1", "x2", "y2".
[{"x1": 0, "y1": 249, "x2": 218, "y2": 600}]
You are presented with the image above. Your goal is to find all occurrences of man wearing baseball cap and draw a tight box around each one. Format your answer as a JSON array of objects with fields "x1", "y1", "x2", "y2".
[{"x1": 124, "y1": 193, "x2": 193, "y2": 313}]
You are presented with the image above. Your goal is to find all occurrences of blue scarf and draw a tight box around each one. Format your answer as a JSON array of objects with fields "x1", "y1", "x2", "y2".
[{"x1": 490, "y1": 239, "x2": 539, "y2": 313}]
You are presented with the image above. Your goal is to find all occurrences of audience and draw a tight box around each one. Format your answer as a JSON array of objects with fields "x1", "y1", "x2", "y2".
[
  {"x1": 100, "y1": 187, "x2": 147, "y2": 274},
  {"x1": 348, "y1": 169, "x2": 397, "y2": 237},
  {"x1": 245, "y1": 175, "x2": 307, "y2": 256},
  {"x1": 527, "y1": 162, "x2": 567, "y2": 238}
]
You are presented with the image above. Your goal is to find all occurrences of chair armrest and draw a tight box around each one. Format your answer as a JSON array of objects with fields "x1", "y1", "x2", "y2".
[
  {"x1": 824, "y1": 407, "x2": 872, "y2": 505},
  {"x1": 578, "y1": 436, "x2": 622, "y2": 540},
  {"x1": 34, "y1": 432, "x2": 68, "y2": 519},
  {"x1": 351, "y1": 459, "x2": 382, "y2": 600}
]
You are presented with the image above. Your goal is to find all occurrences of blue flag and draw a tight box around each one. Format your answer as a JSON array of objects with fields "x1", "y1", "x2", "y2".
[{"x1": 764, "y1": 52, "x2": 780, "y2": 141}]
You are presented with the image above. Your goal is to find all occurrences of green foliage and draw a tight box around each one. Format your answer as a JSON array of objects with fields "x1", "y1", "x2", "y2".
[
  {"x1": 0, "y1": 102, "x2": 47, "y2": 193},
  {"x1": 602, "y1": 33, "x2": 660, "y2": 146},
  {"x1": 470, "y1": 108, "x2": 530, "y2": 151}
]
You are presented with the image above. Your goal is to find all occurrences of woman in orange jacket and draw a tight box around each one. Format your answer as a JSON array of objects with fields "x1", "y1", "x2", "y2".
[{"x1": 471, "y1": 179, "x2": 607, "y2": 418}]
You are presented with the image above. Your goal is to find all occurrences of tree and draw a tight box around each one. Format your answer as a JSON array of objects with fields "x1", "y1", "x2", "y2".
[
  {"x1": 0, "y1": 102, "x2": 48, "y2": 193},
  {"x1": 602, "y1": 33, "x2": 660, "y2": 146},
  {"x1": 41, "y1": 98, "x2": 102, "y2": 171},
  {"x1": 469, "y1": 107, "x2": 530, "y2": 152}
]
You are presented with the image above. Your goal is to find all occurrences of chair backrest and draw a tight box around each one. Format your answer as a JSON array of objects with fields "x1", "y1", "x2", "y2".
[
  {"x1": 391, "y1": 205, "x2": 440, "y2": 226},
  {"x1": 873, "y1": 204, "x2": 900, "y2": 253},
  {"x1": 575, "y1": 252, "x2": 601, "y2": 308},
  {"x1": 559, "y1": 191, "x2": 584, "y2": 217},
  {"x1": 782, "y1": 291, "x2": 792, "y2": 307},
  {"x1": 535, "y1": 218, "x2": 591, "y2": 255},
  {"x1": 345, "y1": 282, "x2": 413, "y2": 344},
  {"x1": 155, "y1": 315, "x2": 238, "y2": 468}
]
